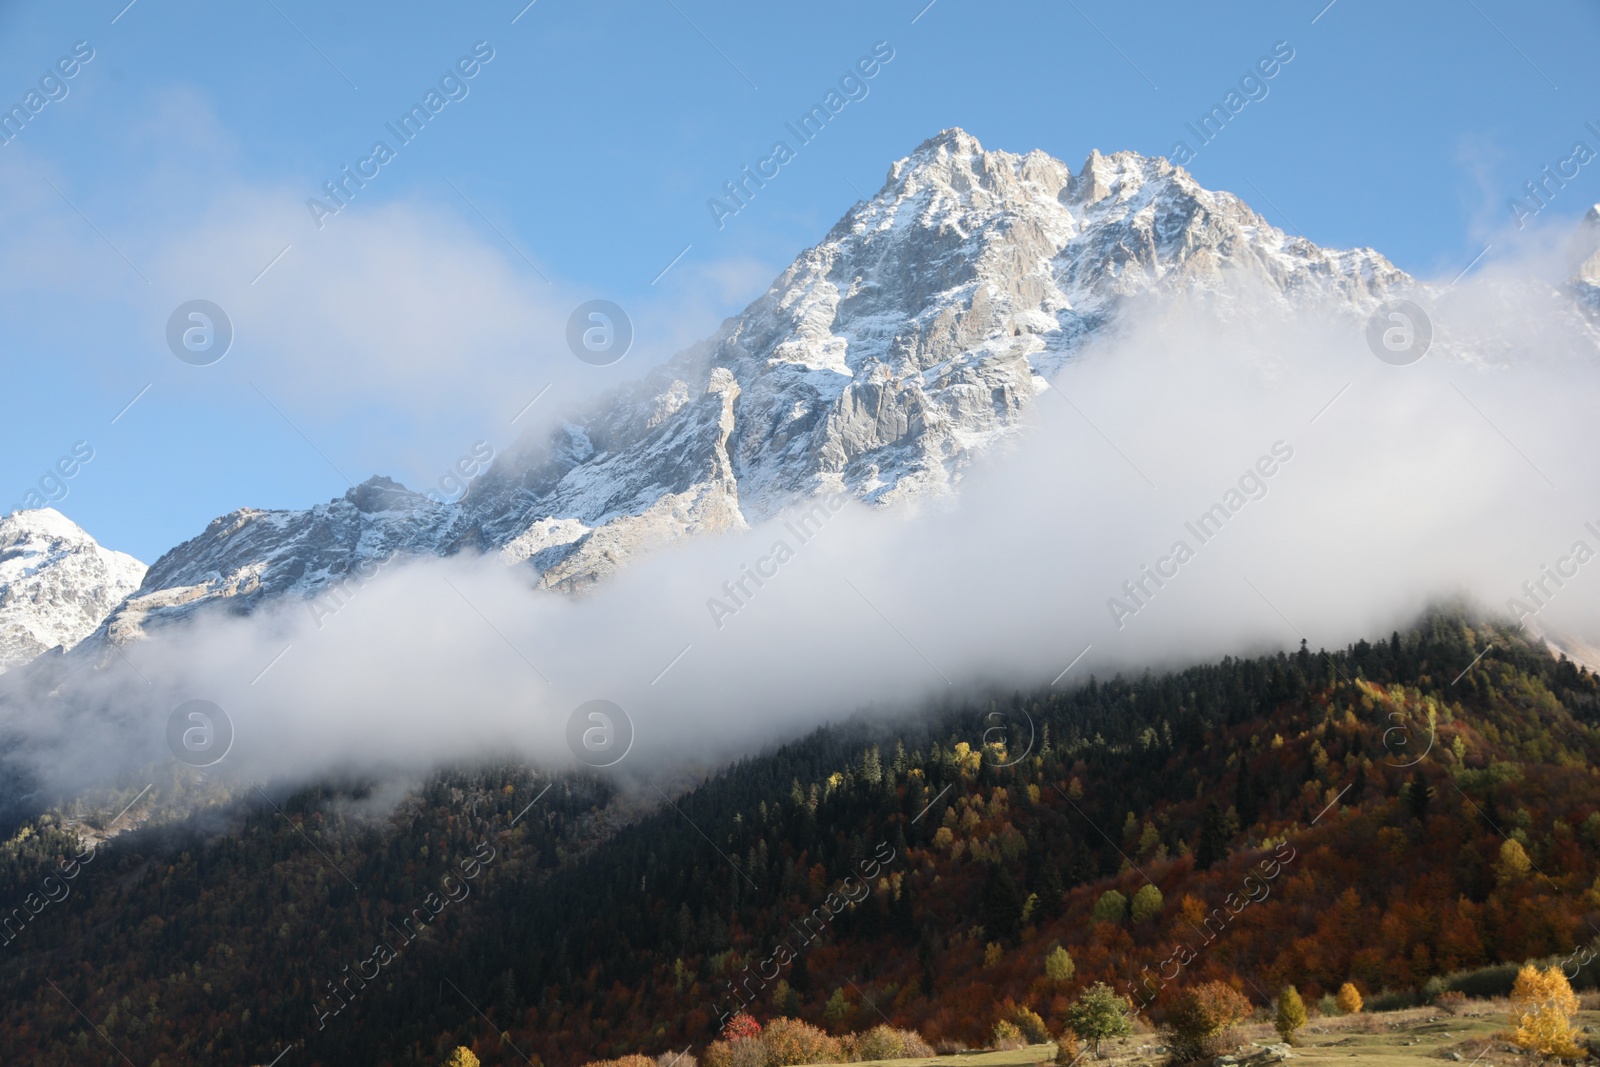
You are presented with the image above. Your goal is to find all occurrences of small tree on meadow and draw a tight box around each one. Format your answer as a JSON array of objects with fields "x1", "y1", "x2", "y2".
[
  {"x1": 761, "y1": 1017, "x2": 843, "y2": 1066},
  {"x1": 990, "y1": 1019, "x2": 1025, "y2": 1051},
  {"x1": 1335, "y1": 982, "x2": 1362, "y2": 1015},
  {"x1": 703, "y1": 1040, "x2": 767, "y2": 1067},
  {"x1": 1165, "y1": 981, "x2": 1252, "y2": 1060},
  {"x1": 1064, "y1": 982, "x2": 1133, "y2": 1054},
  {"x1": 1052, "y1": 1030, "x2": 1081, "y2": 1066},
  {"x1": 1509, "y1": 964, "x2": 1583, "y2": 1059},
  {"x1": 1008, "y1": 1004, "x2": 1051, "y2": 1044},
  {"x1": 852, "y1": 1025, "x2": 931, "y2": 1061},
  {"x1": 1274, "y1": 986, "x2": 1307, "y2": 1044}
]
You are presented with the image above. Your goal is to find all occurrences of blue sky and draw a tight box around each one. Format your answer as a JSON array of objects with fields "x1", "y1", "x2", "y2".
[{"x1": 2, "y1": 0, "x2": 1598, "y2": 562}]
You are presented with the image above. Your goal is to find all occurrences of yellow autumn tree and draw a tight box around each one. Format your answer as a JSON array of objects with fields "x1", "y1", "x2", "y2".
[
  {"x1": 1497, "y1": 839, "x2": 1532, "y2": 884},
  {"x1": 1274, "y1": 986, "x2": 1307, "y2": 1043},
  {"x1": 443, "y1": 1048, "x2": 480, "y2": 1067},
  {"x1": 1508, "y1": 965, "x2": 1582, "y2": 1059},
  {"x1": 1045, "y1": 944, "x2": 1075, "y2": 983},
  {"x1": 1335, "y1": 982, "x2": 1363, "y2": 1014},
  {"x1": 952, "y1": 742, "x2": 982, "y2": 775}
]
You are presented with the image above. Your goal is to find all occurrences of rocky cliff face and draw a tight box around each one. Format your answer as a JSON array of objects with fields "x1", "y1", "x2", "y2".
[
  {"x1": 98, "y1": 477, "x2": 455, "y2": 646},
  {"x1": 677, "y1": 130, "x2": 1404, "y2": 518},
  {"x1": 0, "y1": 509, "x2": 145, "y2": 673},
  {"x1": 74, "y1": 128, "x2": 1425, "y2": 653}
]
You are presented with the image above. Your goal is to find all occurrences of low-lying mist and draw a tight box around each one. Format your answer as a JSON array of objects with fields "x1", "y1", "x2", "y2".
[{"x1": 6, "y1": 254, "x2": 1600, "y2": 808}]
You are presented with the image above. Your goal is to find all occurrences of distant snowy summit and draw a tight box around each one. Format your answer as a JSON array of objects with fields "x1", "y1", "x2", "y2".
[
  {"x1": 33, "y1": 130, "x2": 1600, "y2": 665},
  {"x1": 0, "y1": 509, "x2": 145, "y2": 674},
  {"x1": 1577, "y1": 205, "x2": 1600, "y2": 315}
]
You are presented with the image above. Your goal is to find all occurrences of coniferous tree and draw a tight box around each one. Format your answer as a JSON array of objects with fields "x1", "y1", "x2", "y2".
[
  {"x1": 1275, "y1": 986, "x2": 1307, "y2": 1043},
  {"x1": 1196, "y1": 802, "x2": 1229, "y2": 869},
  {"x1": 981, "y1": 865, "x2": 1024, "y2": 944},
  {"x1": 1036, "y1": 861, "x2": 1066, "y2": 919},
  {"x1": 891, "y1": 881, "x2": 916, "y2": 942},
  {"x1": 918, "y1": 928, "x2": 937, "y2": 997},
  {"x1": 1407, "y1": 771, "x2": 1434, "y2": 821},
  {"x1": 492, "y1": 968, "x2": 519, "y2": 1025},
  {"x1": 791, "y1": 951, "x2": 812, "y2": 993},
  {"x1": 1235, "y1": 769, "x2": 1261, "y2": 828}
]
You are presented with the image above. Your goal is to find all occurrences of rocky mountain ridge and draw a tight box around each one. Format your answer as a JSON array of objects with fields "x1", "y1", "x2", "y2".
[{"x1": 18, "y1": 129, "x2": 1585, "y2": 671}]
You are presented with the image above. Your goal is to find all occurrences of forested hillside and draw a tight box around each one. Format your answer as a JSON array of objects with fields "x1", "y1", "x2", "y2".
[{"x1": 2, "y1": 608, "x2": 1598, "y2": 1066}]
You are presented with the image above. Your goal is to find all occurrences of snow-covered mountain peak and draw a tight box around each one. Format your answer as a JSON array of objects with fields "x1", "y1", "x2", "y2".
[
  {"x1": 887, "y1": 127, "x2": 988, "y2": 182},
  {"x1": 55, "y1": 130, "x2": 1439, "y2": 655},
  {"x1": 1579, "y1": 205, "x2": 1600, "y2": 272},
  {"x1": 878, "y1": 127, "x2": 1070, "y2": 218},
  {"x1": 878, "y1": 131, "x2": 1203, "y2": 234},
  {"x1": 2, "y1": 506, "x2": 98, "y2": 549},
  {"x1": 0, "y1": 509, "x2": 145, "y2": 674}
]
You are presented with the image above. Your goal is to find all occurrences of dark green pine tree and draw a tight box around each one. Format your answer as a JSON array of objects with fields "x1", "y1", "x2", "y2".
[
  {"x1": 980, "y1": 865, "x2": 1025, "y2": 944},
  {"x1": 1407, "y1": 770, "x2": 1434, "y2": 821},
  {"x1": 790, "y1": 951, "x2": 812, "y2": 993},
  {"x1": 492, "y1": 968, "x2": 519, "y2": 1026},
  {"x1": 890, "y1": 881, "x2": 916, "y2": 943},
  {"x1": 1035, "y1": 861, "x2": 1066, "y2": 920},
  {"x1": 1235, "y1": 768, "x2": 1261, "y2": 829},
  {"x1": 1196, "y1": 802, "x2": 1229, "y2": 870},
  {"x1": 917, "y1": 928, "x2": 937, "y2": 997}
]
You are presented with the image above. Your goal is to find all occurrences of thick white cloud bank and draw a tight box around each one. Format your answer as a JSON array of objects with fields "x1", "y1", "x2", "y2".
[{"x1": 6, "y1": 254, "x2": 1600, "y2": 799}]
